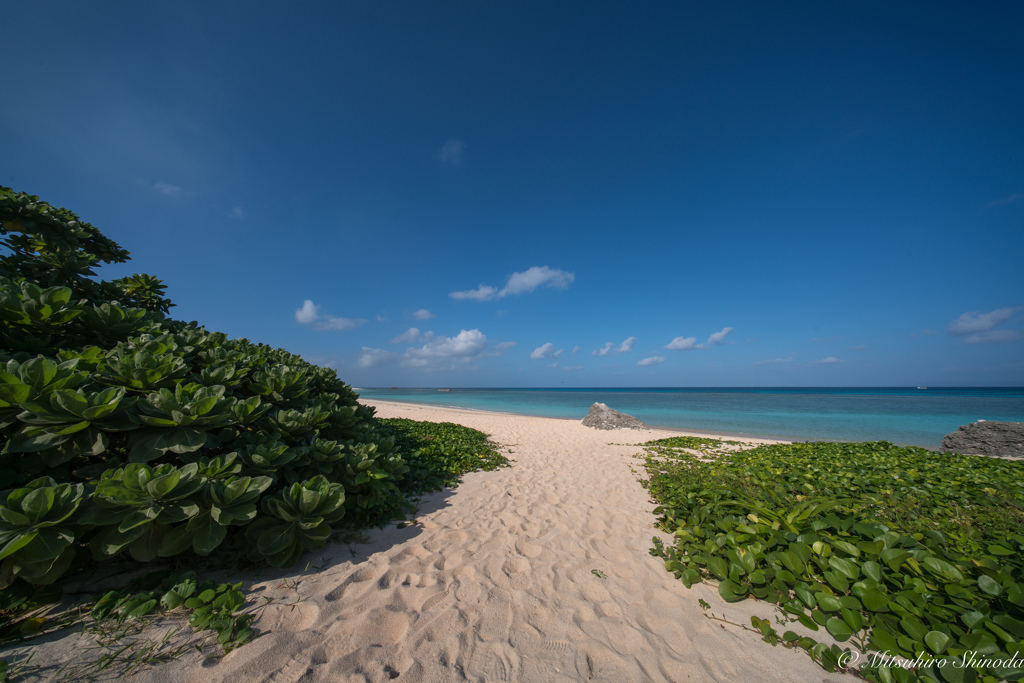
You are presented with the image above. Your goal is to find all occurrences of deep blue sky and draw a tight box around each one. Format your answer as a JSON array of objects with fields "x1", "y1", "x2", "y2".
[{"x1": 4, "y1": 2, "x2": 1022, "y2": 387}]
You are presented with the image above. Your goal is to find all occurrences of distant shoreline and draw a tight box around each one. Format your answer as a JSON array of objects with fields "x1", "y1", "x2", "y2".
[
  {"x1": 355, "y1": 387, "x2": 1024, "y2": 448},
  {"x1": 361, "y1": 396, "x2": 794, "y2": 444}
]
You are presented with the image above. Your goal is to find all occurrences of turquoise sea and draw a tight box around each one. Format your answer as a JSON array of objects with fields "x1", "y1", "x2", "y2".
[{"x1": 355, "y1": 387, "x2": 1024, "y2": 449}]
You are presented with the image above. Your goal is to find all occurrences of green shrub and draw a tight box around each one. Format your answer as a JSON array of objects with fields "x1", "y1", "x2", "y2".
[
  {"x1": 642, "y1": 438, "x2": 1024, "y2": 680},
  {"x1": 0, "y1": 187, "x2": 505, "y2": 593}
]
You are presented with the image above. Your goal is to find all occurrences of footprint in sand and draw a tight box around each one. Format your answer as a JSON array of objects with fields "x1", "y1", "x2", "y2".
[
  {"x1": 578, "y1": 579, "x2": 611, "y2": 602},
  {"x1": 256, "y1": 601, "x2": 320, "y2": 632},
  {"x1": 514, "y1": 538, "x2": 542, "y2": 558},
  {"x1": 420, "y1": 590, "x2": 454, "y2": 612},
  {"x1": 594, "y1": 601, "x2": 623, "y2": 619},
  {"x1": 572, "y1": 604, "x2": 598, "y2": 625},
  {"x1": 377, "y1": 568, "x2": 406, "y2": 588},
  {"x1": 438, "y1": 636, "x2": 461, "y2": 667},
  {"x1": 541, "y1": 639, "x2": 576, "y2": 656},
  {"x1": 261, "y1": 652, "x2": 314, "y2": 683},
  {"x1": 455, "y1": 579, "x2": 482, "y2": 603},
  {"x1": 476, "y1": 587, "x2": 514, "y2": 641},
  {"x1": 350, "y1": 564, "x2": 380, "y2": 582},
  {"x1": 582, "y1": 619, "x2": 646, "y2": 657},
  {"x1": 401, "y1": 572, "x2": 433, "y2": 587},
  {"x1": 467, "y1": 641, "x2": 519, "y2": 682},
  {"x1": 574, "y1": 646, "x2": 630, "y2": 683},
  {"x1": 324, "y1": 564, "x2": 382, "y2": 602},
  {"x1": 320, "y1": 607, "x2": 411, "y2": 659},
  {"x1": 502, "y1": 557, "x2": 529, "y2": 575}
]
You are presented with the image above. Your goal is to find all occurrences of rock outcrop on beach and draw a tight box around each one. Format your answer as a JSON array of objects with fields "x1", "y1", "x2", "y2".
[
  {"x1": 941, "y1": 421, "x2": 1024, "y2": 459},
  {"x1": 581, "y1": 402, "x2": 648, "y2": 430}
]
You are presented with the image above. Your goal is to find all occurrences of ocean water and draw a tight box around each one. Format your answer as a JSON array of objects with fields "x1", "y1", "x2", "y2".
[{"x1": 354, "y1": 387, "x2": 1024, "y2": 449}]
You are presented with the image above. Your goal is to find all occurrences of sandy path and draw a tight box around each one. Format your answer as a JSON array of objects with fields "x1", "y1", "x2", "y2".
[{"x1": 9, "y1": 400, "x2": 854, "y2": 682}]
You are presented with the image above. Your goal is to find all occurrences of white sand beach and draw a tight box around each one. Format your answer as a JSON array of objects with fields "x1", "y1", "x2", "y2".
[{"x1": 9, "y1": 400, "x2": 856, "y2": 682}]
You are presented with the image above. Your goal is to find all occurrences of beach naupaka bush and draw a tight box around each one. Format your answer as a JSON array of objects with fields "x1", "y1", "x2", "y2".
[{"x1": 0, "y1": 186, "x2": 413, "y2": 588}]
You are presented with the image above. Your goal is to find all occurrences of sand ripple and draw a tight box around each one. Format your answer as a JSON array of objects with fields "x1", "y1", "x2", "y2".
[{"x1": 6, "y1": 401, "x2": 853, "y2": 682}]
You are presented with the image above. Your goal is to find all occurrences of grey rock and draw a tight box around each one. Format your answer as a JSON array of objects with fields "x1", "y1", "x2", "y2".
[
  {"x1": 581, "y1": 402, "x2": 648, "y2": 430},
  {"x1": 940, "y1": 421, "x2": 1024, "y2": 458}
]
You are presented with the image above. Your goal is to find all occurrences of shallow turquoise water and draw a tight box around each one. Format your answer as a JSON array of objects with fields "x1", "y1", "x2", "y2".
[{"x1": 354, "y1": 387, "x2": 1024, "y2": 449}]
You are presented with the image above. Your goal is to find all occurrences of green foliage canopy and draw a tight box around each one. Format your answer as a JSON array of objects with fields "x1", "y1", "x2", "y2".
[{"x1": 0, "y1": 186, "x2": 507, "y2": 593}]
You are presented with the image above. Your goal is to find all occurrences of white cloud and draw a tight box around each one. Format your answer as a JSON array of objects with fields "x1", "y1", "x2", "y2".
[
  {"x1": 665, "y1": 336, "x2": 697, "y2": 351},
  {"x1": 375, "y1": 314, "x2": 388, "y2": 323},
  {"x1": 706, "y1": 327, "x2": 734, "y2": 346},
  {"x1": 406, "y1": 329, "x2": 487, "y2": 360},
  {"x1": 964, "y1": 329, "x2": 1024, "y2": 344},
  {"x1": 531, "y1": 343, "x2": 563, "y2": 360},
  {"x1": 391, "y1": 327, "x2": 434, "y2": 344},
  {"x1": 365, "y1": 329, "x2": 503, "y2": 371},
  {"x1": 411, "y1": 308, "x2": 434, "y2": 320},
  {"x1": 594, "y1": 337, "x2": 637, "y2": 355},
  {"x1": 450, "y1": 266, "x2": 575, "y2": 301},
  {"x1": 315, "y1": 316, "x2": 366, "y2": 331},
  {"x1": 563, "y1": 366, "x2": 583, "y2": 371},
  {"x1": 547, "y1": 362, "x2": 559, "y2": 368},
  {"x1": 449, "y1": 284, "x2": 500, "y2": 301},
  {"x1": 572, "y1": 345, "x2": 581, "y2": 355},
  {"x1": 153, "y1": 181, "x2": 183, "y2": 197},
  {"x1": 753, "y1": 356, "x2": 794, "y2": 366},
  {"x1": 638, "y1": 356, "x2": 665, "y2": 366},
  {"x1": 390, "y1": 329, "x2": 418, "y2": 343},
  {"x1": 948, "y1": 307, "x2": 1022, "y2": 335},
  {"x1": 482, "y1": 341, "x2": 517, "y2": 358},
  {"x1": 358, "y1": 347, "x2": 394, "y2": 368},
  {"x1": 665, "y1": 327, "x2": 734, "y2": 351},
  {"x1": 400, "y1": 330, "x2": 488, "y2": 370},
  {"x1": 502, "y1": 266, "x2": 574, "y2": 296},
  {"x1": 811, "y1": 357, "x2": 841, "y2": 365},
  {"x1": 295, "y1": 300, "x2": 319, "y2": 325},
  {"x1": 228, "y1": 206, "x2": 244, "y2": 220},
  {"x1": 294, "y1": 299, "x2": 366, "y2": 331},
  {"x1": 439, "y1": 139, "x2": 466, "y2": 165}
]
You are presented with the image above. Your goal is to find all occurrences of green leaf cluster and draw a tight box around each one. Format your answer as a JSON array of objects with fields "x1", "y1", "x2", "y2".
[
  {"x1": 643, "y1": 438, "x2": 1024, "y2": 682},
  {"x1": 377, "y1": 418, "x2": 510, "y2": 491},
  {"x1": 92, "y1": 569, "x2": 254, "y2": 652},
  {"x1": 0, "y1": 187, "x2": 510, "y2": 597}
]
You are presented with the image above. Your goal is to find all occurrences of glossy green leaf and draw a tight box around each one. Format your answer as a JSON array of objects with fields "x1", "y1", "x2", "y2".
[
  {"x1": 977, "y1": 574, "x2": 1002, "y2": 596},
  {"x1": 861, "y1": 590, "x2": 890, "y2": 612},
  {"x1": 797, "y1": 613, "x2": 819, "y2": 631},
  {"x1": 840, "y1": 607, "x2": 863, "y2": 633},
  {"x1": 825, "y1": 617, "x2": 853, "y2": 641},
  {"x1": 924, "y1": 630, "x2": 953, "y2": 654},
  {"x1": 706, "y1": 557, "x2": 728, "y2": 581},
  {"x1": 815, "y1": 594, "x2": 842, "y2": 612},
  {"x1": 718, "y1": 579, "x2": 747, "y2": 602},
  {"x1": 871, "y1": 627, "x2": 901, "y2": 654},
  {"x1": 191, "y1": 514, "x2": 227, "y2": 556}
]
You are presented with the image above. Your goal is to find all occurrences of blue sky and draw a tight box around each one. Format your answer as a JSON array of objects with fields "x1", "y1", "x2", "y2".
[{"x1": 3, "y1": 2, "x2": 1022, "y2": 387}]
